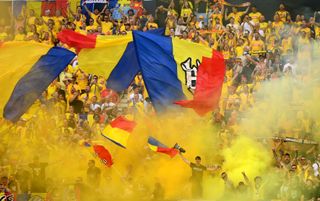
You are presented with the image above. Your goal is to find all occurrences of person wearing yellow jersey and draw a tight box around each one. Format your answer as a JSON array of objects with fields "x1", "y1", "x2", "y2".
[
  {"x1": 0, "y1": 26, "x2": 8, "y2": 42},
  {"x1": 68, "y1": 4, "x2": 87, "y2": 24},
  {"x1": 222, "y1": 45, "x2": 231, "y2": 60},
  {"x1": 146, "y1": 16, "x2": 158, "y2": 30},
  {"x1": 235, "y1": 39, "x2": 245, "y2": 57},
  {"x1": 225, "y1": 5, "x2": 250, "y2": 25},
  {"x1": 86, "y1": 18, "x2": 97, "y2": 33},
  {"x1": 42, "y1": 9, "x2": 52, "y2": 24},
  {"x1": 281, "y1": 34, "x2": 292, "y2": 55},
  {"x1": 14, "y1": 27, "x2": 26, "y2": 41},
  {"x1": 300, "y1": 22, "x2": 311, "y2": 38},
  {"x1": 27, "y1": 9, "x2": 37, "y2": 29},
  {"x1": 53, "y1": 10, "x2": 65, "y2": 32},
  {"x1": 84, "y1": 3, "x2": 107, "y2": 27},
  {"x1": 248, "y1": 5, "x2": 262, "y2": 24},
  {"x1": 275, "y1": 4, "x2": 290, "y2": 23},
  {"x1": 272, "y1": 15, "x2": 284, "y2": 35},
  {"x1": 210, "y1": 5, "x2": 224, "y2": 27},
  {"x1": 259, "y1": 15, "x2": 268, "y2": 31},
  {"x1": 98, "y1": 15, "x2": 113, "y2": 34},
  {"x1": 180, "y1": 1, "x2": 193, "y2": 18},
  {"x1": 250, "y1": 33, "x2": 265, "y2": 54}
]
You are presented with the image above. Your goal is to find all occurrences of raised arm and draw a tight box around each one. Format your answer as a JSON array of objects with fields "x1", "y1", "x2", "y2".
[
  {"x1": 242, "y1": 171, "x2": 250, "y2": 185},
  {"x1": 83, "y1": 3, "x2": 93, "y2": 15},
  {"x1": 99, "y1": 4, "x2": 108, "y2": 16},
  {"x1": 179, "y1": 153, "x2": 191, "y2": 165}
]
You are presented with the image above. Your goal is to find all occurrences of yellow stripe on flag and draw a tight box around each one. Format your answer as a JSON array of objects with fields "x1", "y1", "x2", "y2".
[
  {"x1": 0, "y1": 42, "x2": 51, "y2": 117},
  {"x1": 172, "y1": 38, "x2": 212, "y2": 98},
  {"x1": 102, "y1": 125, "x2": 130, "y2": 148},
  {"x1": 78, "y1": 35, "x2": 132, "y2": 77},
  {"x1": 148, "y1": 144, "x2": 158, "y2": 152}
]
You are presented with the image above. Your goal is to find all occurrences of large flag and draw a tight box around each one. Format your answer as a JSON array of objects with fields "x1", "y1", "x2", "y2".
[
  {"x1": 132, "y1": 31, "x2": 212, "y2": 111},
  {"x1": 175, "y1": 51, "x2": 226, "y2": 116},
  {"x1": 148, "y1": 136, "x2": 178, "y2": 158},
  {"x1": 57, "y1": 29, "x2": 164, "y2": 92},
  {"x1": 0, "y1": 42, "x2": 51, "y2": 120},
  {"x1": 101, "y1": 116, "x2": 137, "y2": 148},
  {"x1": 2, "y1": 45, "x2": 76, "y2": 122}
]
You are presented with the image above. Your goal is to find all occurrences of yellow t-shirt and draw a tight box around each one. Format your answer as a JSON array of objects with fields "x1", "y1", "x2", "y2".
[
  {"x1": 27, "y1": 16, "x2": 36, "y2": 26},
  {"x1": 227, "y1": 11, "x2": 244, "y2": 24},
  {"x1": 42, "y1": 16, "x2": 51, "y2": 23},
  {"x1": 181, "y1": 8, "x2": 192, "y2": 18},
  {"x1": 300, "y1": 27, "x2": 311, "y2": 38},
  {"x1": 147, "y1": 22, "x2": 158, "y2": 29},
  {"x1": 249, "y1": 12, "x2": 262, "y2": 24},
  {"x1": 101, "y1": 21, "x2": 113, "y2": 33},
  {"x1": 260, "y1": 22, "x2": 268, "y2": 30},
  {"x1": 275, "y1": 10, "x2": 289, "y2": 22},
  {"x1": 272, "y1": 21, "x2": 284, "y2": 33},
  {"x1": 14, "y1": 33, "x2": 26, "y2": 41},
  {"x1": 0, "y1": 32, "x2": 8, "y2": 41},
  {"x1": 235, "y1": 45, "x2": 244, "y2": 57},
  {"x1": 250, "y1": 39, "x2": 264, "y2": 52},
  {"x1": 222, "y1": 50, "x2": 230, "y2": 60},
  {"x1": 281, "y1": 37, "x2": 292, "y2": 54},
  {"x1": 211, "y1": 13, "x2": 223, "y2": 26},
  {"x1": 86, "y1": 25, "x2": 96, "y2": 32},
  {"x1": 90, "y1": 13, "x2": 99, "y2": 26}
]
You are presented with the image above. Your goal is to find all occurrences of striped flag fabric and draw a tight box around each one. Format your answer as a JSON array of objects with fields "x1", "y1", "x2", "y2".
[{"x1": 101, "y1": 116, "x2": 137, "y2": 148}]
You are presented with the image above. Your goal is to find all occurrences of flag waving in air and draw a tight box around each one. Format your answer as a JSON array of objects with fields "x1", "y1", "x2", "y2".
[
  {"x1": 93, "y1": 145, "x2": 113, "y2": 167},
  {"x1": 175, "y1": 51, "x2": 226, "y2": 116},
  {"x1": 101, "y1": 116, "x2": 137, "y2": 148},
  {"x1": 147, "y1": 136, "x2": 179, "y2": 158}
]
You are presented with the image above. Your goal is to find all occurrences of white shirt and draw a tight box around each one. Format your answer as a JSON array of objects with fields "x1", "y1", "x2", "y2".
[
  {"x1": 283, "y1": 62, "x2": 296, "y2": 74},
  {"x1": 312, "y1": 161, "x2": 319, "y2": 177}
]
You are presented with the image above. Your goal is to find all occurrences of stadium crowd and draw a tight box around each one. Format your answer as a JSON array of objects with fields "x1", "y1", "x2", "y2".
[{"x1": 0, "y1": 0, "x2": 320, "y2": 200}]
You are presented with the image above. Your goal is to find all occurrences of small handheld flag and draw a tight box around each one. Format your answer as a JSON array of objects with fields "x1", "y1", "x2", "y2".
[
  {"x1": 93, "y1": 145, "x2": 113, "y2": 167},
  {"x1": 101, "y1": 116, "x2": 137, "y2": 148},
  {"x1": 147, "y1": 136, "x2": 179, "y2": 158}
]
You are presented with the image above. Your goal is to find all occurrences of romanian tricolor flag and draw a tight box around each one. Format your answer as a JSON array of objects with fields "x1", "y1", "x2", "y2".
[
  {"x1": 0, "y1": 42, "x2": 75, "y2": 122},
  {"x1": 101, "y1": 116, "x2": 137, "y2": 148},
  {"x1": 147, "y1": 136, "x2": 178, "y2": 158},
  {"x1": 58, "y1": 29, "x2": 215, "y2": 113}
]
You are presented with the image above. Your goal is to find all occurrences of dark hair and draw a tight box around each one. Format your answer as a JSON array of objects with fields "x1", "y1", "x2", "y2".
[{"x1": 195, "y1": 156, "x2": 201, "y2": 160}]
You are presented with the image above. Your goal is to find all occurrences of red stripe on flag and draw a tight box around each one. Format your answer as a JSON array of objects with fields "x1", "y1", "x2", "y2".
[
  {"x1": 57, "y1": 29, "x2": 97, "y2": 51},
  {"x1": 175, "y1": 51, "x2": 226, "y2": 116},
  {"x1": 110, "y1": 116, "x2": 137, "y2": 133},
  {"x1": 157, "y1": 147, "x2": 179, "y2": 158}
]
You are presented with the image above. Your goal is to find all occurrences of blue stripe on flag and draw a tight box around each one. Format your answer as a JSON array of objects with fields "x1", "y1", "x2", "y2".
[{"x1": 4, "y1": 47, "x2": 76, "y2": 122}]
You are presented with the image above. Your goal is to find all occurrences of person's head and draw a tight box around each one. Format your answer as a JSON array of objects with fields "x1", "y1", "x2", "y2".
[
  {"x1": 128, "y1": 9, "x2": 134, "y2": 16},
  {"x1": 274, "y1": 14, "x2": 280, "y2": 22},
  {"x1": 29, "y1": 9, "x2": 35, "y2": 17},
  {"x1": 88, "y1": 160, "x2": 95, "y2": 168},
  {"x1": 94, "y1": 8, "x2": 100, "y2": 15},
  {"x1": 254, "y1": 176, "x2": 262, "y2": 186},
  {"x1": 232, "y1": 7, "x2": 237, "y2": 13},
  {"x1": 316, "y1": 153, "x2": 320, "y2": 161},
  {"x1": 0, "y1": 176, "x2": 8, "y2": 187},
  {"x1": 229, "y1": 17, "x2": 235, "y2": 24},
  {"x1": 89, "y1": 18, "x2": 94, "y2": 26},
  {"x1": 77, "y1": 6, "x2": 82, "y2": 13},
  {"x1": 251, "y1": 6, "x2": 257, "y2": 13},
  {"x1": 283, "y1": 153, "x2": 291, "y2": 163},
  {"x1": 259, "y1": 15, "x2": 265, "y2": 22},
  {"x1": 279, "y1": 3, "x2": 285, "y2": 11},
  {"x1": 195, "y1": 156, "x2": 201, "y2": 165},
  {"x1": 182, "y1": 31, "x2": 188, "y2": 39}
]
